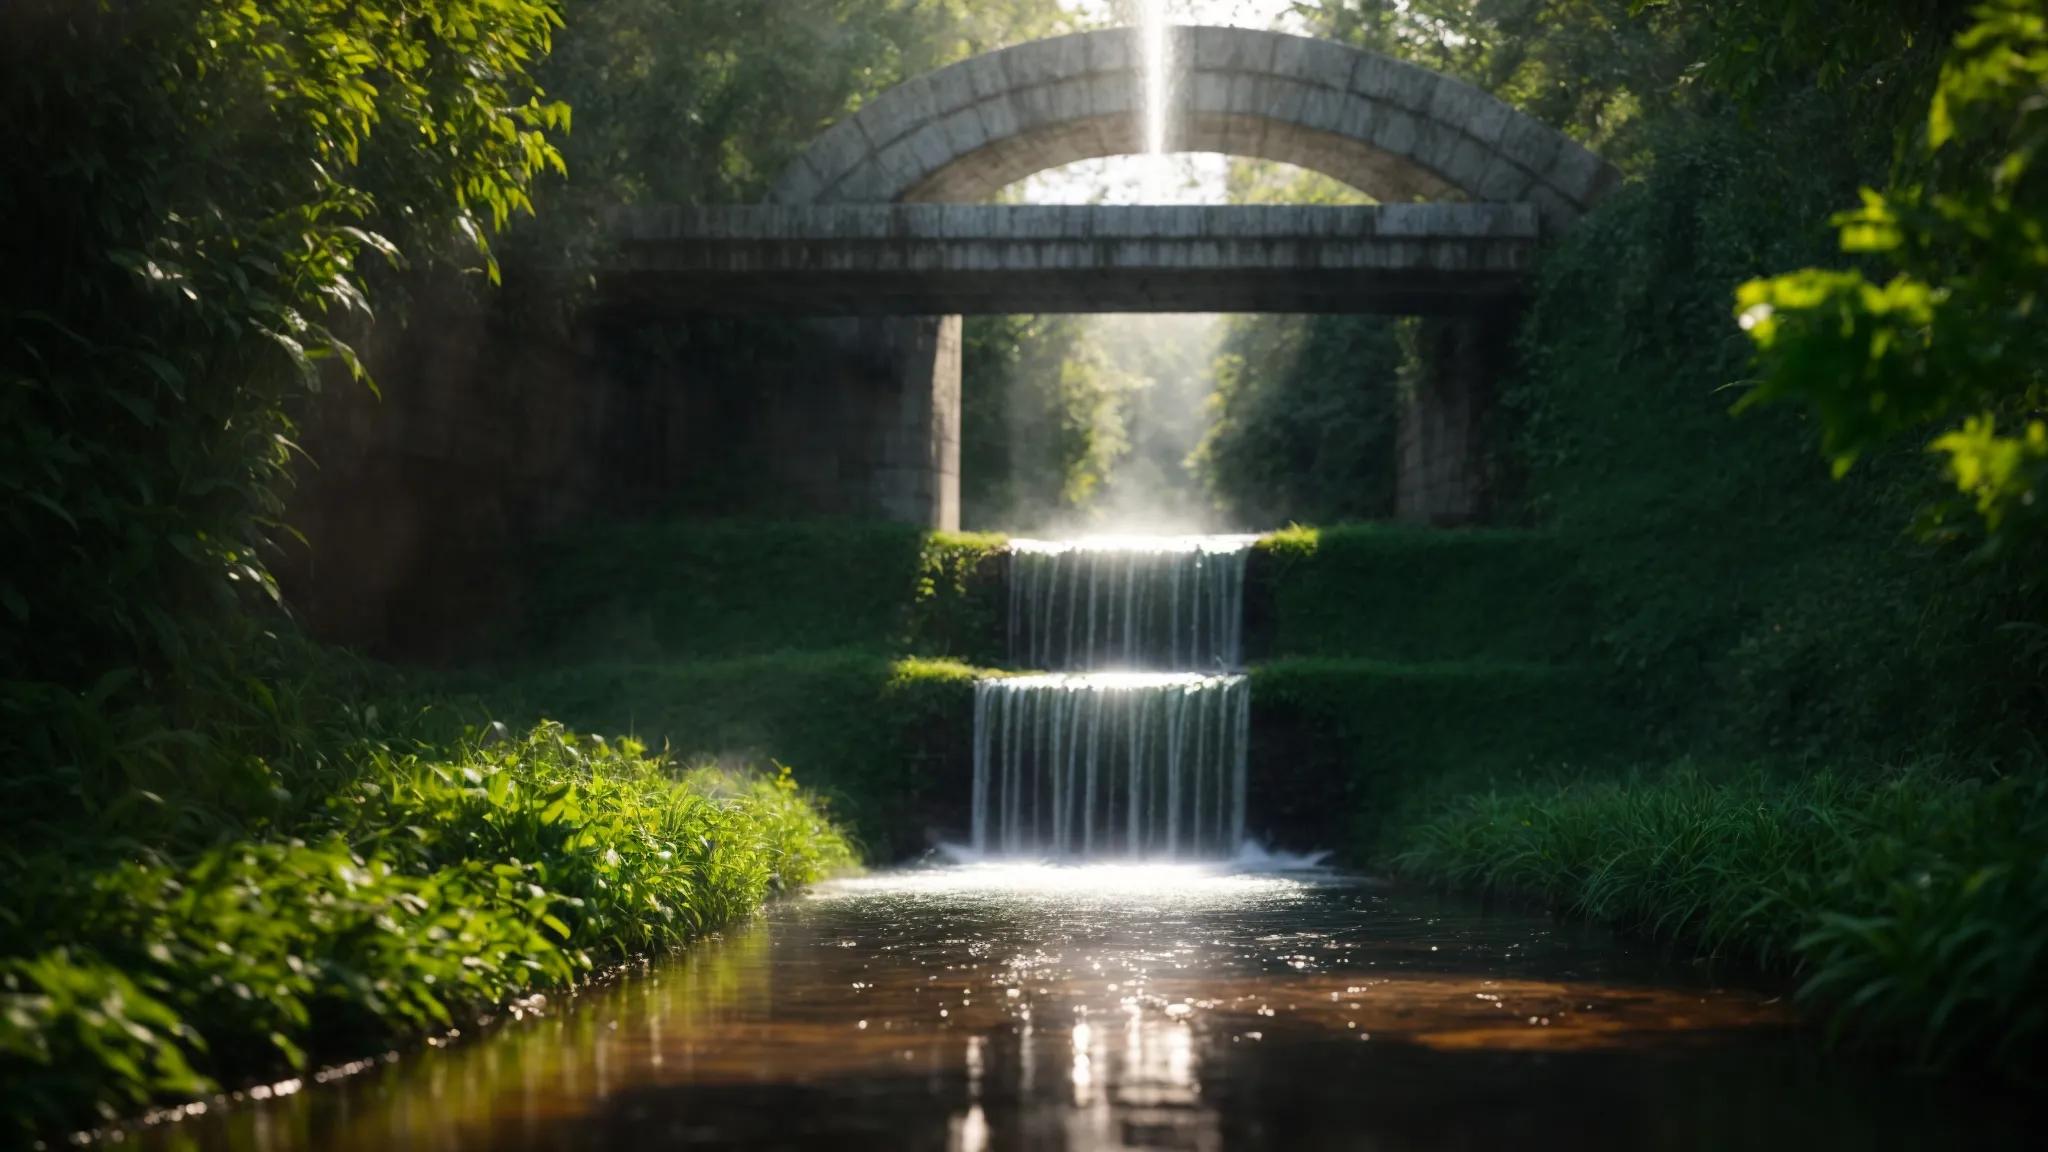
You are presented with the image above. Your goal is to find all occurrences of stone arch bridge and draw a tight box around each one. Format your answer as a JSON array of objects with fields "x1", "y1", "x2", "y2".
[{"x1": 598, "y1": 26, "x2": 1618, "y2": 528}]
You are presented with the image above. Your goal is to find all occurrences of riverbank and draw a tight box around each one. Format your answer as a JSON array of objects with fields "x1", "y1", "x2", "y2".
[
  {"x1": 1389, "y1": 765, "x2": 2048, "y2": 1072},
  {"x1": 0, "y1": 696, "x2": 855, "y2": 1141}
]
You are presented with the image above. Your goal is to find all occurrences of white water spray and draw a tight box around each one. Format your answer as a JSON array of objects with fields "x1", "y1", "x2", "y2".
[{"x1": 1139, "y1": 1, "x2": 1171, "y2": 154}]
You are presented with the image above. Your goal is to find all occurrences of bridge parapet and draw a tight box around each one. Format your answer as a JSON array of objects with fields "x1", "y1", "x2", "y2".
[{"x1": 602, "y1": 203, "x2": 1539, "y2": 315}]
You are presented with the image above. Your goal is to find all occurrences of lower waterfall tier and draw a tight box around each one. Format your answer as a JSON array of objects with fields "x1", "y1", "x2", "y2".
[{"x1": 972, "y1": 673, "x2": 1250, "y2": 859}]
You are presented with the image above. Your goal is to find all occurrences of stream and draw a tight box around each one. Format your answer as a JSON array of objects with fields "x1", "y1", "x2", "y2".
[{"x1": 131, "y1": 863, "x2": 2034, "y2": 1151}]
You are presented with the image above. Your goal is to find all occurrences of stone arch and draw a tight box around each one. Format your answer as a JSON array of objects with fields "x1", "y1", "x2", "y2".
[{"x1": 772, "y1": 27, "x2": 1619, "y2": 228}]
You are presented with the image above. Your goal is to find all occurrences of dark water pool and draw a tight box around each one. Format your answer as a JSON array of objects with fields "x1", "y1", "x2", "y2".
[{"x1": 131, "y1": 865, "x2": 2036, "y2": 1150}]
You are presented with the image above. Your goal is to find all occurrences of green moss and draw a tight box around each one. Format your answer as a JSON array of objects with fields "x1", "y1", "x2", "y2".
[
  {"x1": 516, "y1": 521, "x2": 1007, "y2": 665},
  {"x1": 1247, "y1": 526, "x2": 1590, "y2": 664}
]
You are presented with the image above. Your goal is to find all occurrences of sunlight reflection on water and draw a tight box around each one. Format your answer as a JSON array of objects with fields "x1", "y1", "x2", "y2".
[
  {"x1": 119, "y1": 867, "x2": 2036, "y2": 1152},
  {"x1": 815, "y1": 861, "x2": 1315, "y2": 902}
]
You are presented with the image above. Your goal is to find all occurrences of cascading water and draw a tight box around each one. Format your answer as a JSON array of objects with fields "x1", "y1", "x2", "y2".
[
  {"x1": 975, "y1": 535, "x2": 1257, "y2": 860},
  {"x1": 972, "y1": 673, "x2": 1249, "y2": 858},
  {"x1": 1139, "y1": 0, "x2": 1173, "y2": 154},
  {"x1": 1008, "y1": 535, "x2": 1257, "y2": 672}
]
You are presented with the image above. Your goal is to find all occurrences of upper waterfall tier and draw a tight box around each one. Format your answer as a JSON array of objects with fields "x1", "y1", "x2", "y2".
[{"x1": 1008, "y1": 535, "x2": 1259, "y2": 673}]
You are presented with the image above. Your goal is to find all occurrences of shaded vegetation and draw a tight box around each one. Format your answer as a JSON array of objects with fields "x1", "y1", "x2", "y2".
[
  {"x1": 519, "y1": 521, "x2": 1007, "y2": 664},
  {"x1": 2, "y1": 712, "x2": 851, "y2": 1139},
  {"x1": 482, "y1": 654, "x2": 987, "y2": 861},
  {"x1": 1247, "y1": 526, "x2": 1588, "y2": 664},
  {"x1": 1397, "y1": 767, "x2": 2048, "y2": 1069}
]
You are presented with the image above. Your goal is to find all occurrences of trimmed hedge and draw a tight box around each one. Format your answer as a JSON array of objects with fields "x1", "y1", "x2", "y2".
[
  {"x1": 1246, "y1": 526, "x2": 1589, "y2": 664},
  {"x1": 517, "y1": 521, "x2": 1007, "y2": 665}
]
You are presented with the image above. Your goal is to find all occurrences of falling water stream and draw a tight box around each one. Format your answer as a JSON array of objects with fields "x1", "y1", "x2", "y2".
[{"x1": 984, "y1": 536, "x2": 1256, "y2": 861}]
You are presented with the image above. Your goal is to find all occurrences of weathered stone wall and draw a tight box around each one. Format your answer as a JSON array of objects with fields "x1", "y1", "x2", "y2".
[
  {"x1": 1394, "y1": 313, "x2": 1515, "y2": 525},
  {"x1": 281, "y1": 298, "x2": 951, "y2": 656},
  {"x1": 601, "y1": 203, "x2": 1539, "y2": 315}
]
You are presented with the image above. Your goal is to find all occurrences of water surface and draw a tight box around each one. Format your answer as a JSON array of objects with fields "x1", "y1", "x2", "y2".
[{"x1": 133, "y1": 865, "x2": 2035, "y2": 1150}]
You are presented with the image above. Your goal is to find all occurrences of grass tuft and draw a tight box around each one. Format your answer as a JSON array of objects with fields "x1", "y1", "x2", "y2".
[{"x1": 1394, "y1": 766, "x2": 2048, "y2": 1068}]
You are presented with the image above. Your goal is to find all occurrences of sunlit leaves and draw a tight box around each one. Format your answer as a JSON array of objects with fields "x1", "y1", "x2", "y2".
[
  {"x1": 2, "y1": 721, "x2": 853, "y2": 1135},
  {"x1": 1735, "y1": 0, "x2": 2048, "y2": 553},
  {"x1": 0, "y1": 0, "x2": 570, "y2": 835}
]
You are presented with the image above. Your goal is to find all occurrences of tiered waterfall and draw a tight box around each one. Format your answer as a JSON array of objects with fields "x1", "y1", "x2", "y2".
[{"x1": 973, "y1": 536, "x2": 1256, "y2": 859}]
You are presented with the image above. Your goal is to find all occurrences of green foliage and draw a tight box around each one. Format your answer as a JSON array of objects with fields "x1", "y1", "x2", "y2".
[
  {"x1": 1, "y1": 0, "x2": 565, "y2": 852},
  {"x1": 1396, "y1": 766, "x2": 2048, "y2": 1068},
  {"x1": 483, "y1": 655, "x2": 986, "y2": 860},
  {"x1": 0, "y1": 722, "x2": 852, "y2": 1138},
  {"x1": 1503, "y1": 83, "x2": 2034, "y2": 757},
  {"x1": 1248, "y1": 658, "x2": 1625, "y2": 850},
  {"x1": 1247, "y1": 526, "x2": 1590, "y2": 663},
  {"x1": 518, "y1": 520, "x2": 1006, "y2": 664},
  {"x1": 1738, "y1": 0, "x2": 2048, "y2": 557},
  {"x1": 1194, "y1": 317, "x2": 1405, "y2": 529},
  {"x1": 1299, "y1": 0, "x2": 1695, "y2": 162},
  {"x1": 961, "y1": 315, "x2": 1133, "y2": 530}
]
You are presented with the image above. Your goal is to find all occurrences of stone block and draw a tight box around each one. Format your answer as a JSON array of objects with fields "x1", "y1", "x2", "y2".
[
  {"x1": 929, "y1": 61, "x2": 978, "y2": 117},
  {"x1": 1049, "y1": 76, "x2": 1098, "y2": 126},
  {"x1": 976, "y1": 94, "x2": 1024, "y2": 146},
  {"x1": 1336, "y1": 91, "x2": 1380, "y2": 144},
  {"x1": 1472, "y1": 153, "x2": 1535, "y2": 203},
  {"x1": 888, "y1": 75, "x2": 943, "y2": 136},
  {"x1": 1542, "y1": 142, "x2": 1615, "y2": 207},
  {"x1": 1407, "y1": 118, "x2": 1463, "y2": 179},
  {"x1": 905, "y1": 122, "x2": 959, "y2": 181},
  {"x1": 1352, "y1": 52, "x2": 1439, "y2": 113},
  {"x1": 1440, "y1": 136, "x2": 1495, "y2": 195},
  {"x1": 1086, "y1": 26, "x2": 1137, "y2": 76},
  {"x1": 871, "y1": 137, "x2": 933, "y2": 200},
  {"x1": 801, "y1": 119, "x2": 874, "y2": 188},
  {"x1": 851, "y1": 101, "x2": 904, "y2": 155},
  {"x1": 768, "y1": 154, "x2": 829, "y2": 206},
  {"x1": 1011, "y1": 83, "x2": 1061, "y2": 132},
  {"x1": 1185, "y1": 26, "x2": 1280, "y2": 74},
  {"x1": 1184, "y1": 70, "x2": 1232, "y2": 115},
  {"x1": 965, "y1": 53, "x2": 1010, "y2": 101},
  {"x1": 1004, "y1": 33, "x2": 1089, "y2": 89},
  {"x1": 937, "y1": 106, "x2": 990, "y2": 160},
  {"x1": 1086, "y1": 71, "x2": 1139, "y2": 128},
  {"x1": 1224, "y1": 74, "x2": 1271, "y2": 151},
  {"x1": 1493, "y1": 115, "x2": 1563, "y2": 179},
  {"x1": 1297, "y1": 83, "x2": 1350, "y2": 136},
  {"x1": 1272, "y1": 34, "x2": 1357, "y2": 91},
  {"x1": 1369, "y1": 107, "x2": 1422, "y2": 160},
  {"x1": 1426, "y1": 78, "x2": 1509, "y2": 145},
  {"x1": 823, "y1": 161, "x2": 893, "y2": 205},
  {"x1": 1254, "y1": 75, "x2": 1313, "y2": 126}
]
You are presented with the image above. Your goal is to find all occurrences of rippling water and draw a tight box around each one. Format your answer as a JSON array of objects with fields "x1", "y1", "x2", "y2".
[{"x1": 130, "y1": 866, "x2": 2035, "y2": 1150}]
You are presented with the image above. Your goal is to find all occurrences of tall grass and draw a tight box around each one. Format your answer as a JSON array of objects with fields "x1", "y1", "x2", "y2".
[
  {"x1": 0, "y1": 722, "x2": 854, "y2": 1139},
  {"x1": 1395, "y1": 766, "x2": 2048, "y2": 1068}
]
